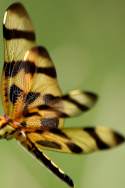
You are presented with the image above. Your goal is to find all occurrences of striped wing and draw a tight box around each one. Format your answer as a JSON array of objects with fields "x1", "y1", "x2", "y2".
[
  {"x1": 17, "y1": 46, "x2": 63, "y2": 127},
  {"x1": 2, "y1": 3, "x2": 97, "y2": 124},
  {"x1": 41, "y1": 89, "x2": 98, "y2": 118},
  {"x1": 23, "y1": 47, "x2": 97, "y2": 117},
  {"x1": 2, "y1": 2, "x2": 36, "y2": 118},
  {"x1": 17, "y1": 46, "x2": 97, "y2": 128},
  {"x1": 18, "y1": 126, "x2": 124, "y2": 188},
  {"x1": 21, "y1": 90, "x2": 98, "y2": 129},
  {"x1": 23, "y1": 46, "x2": 62, "y2": 107},
  {"x1": 27, "y1": 126, "x2": 124, "y2": 154},
  {"x1": 2, "y1": 0, "x2": 98, "y2": 122}
]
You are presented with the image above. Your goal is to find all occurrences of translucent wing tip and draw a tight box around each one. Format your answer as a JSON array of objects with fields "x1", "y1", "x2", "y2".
[
  {"x1": 30, "y1": 46, "x2": 51, "y2": 59},
  {"x1": 6, "y1": 2, "x2": 26, "y2": 15},
  {"x1": 113, "y1": 131, "x2": 125, "y2": 145},
  {"x1": 67, "y1": 90, "x2": 98, "y2": 113},
  {"x1": 3, "y1": 1, "x2": 35, "y2": 38},
  {"x1": 95, "y1": 126, "x2": 125, "y2": 149},
  {"x1": 84, "y1": 91, "x2": 98, "y2": 103},
  {"x1": 3, "y1": 2, "x2": 30, "y2": 26}
]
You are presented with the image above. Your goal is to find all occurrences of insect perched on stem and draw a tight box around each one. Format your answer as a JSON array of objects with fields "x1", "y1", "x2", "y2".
[{"x1": 0, "y1": 2, "x2": 124, "y2": 187}]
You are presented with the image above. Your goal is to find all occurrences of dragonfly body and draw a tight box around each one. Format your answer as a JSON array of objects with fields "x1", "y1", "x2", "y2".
[{"x1": 0, "y1": 2, "x2": 124, "y2": 187}]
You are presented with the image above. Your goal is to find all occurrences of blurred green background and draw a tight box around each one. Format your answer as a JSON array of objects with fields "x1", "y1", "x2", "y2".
[{"x1": 0, "y1": 0, "x2": 125, "y2": 188}]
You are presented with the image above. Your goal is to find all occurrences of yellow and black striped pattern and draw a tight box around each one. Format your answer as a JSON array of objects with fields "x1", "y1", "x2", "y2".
[
  {"x1": 0, "y1": 2, "x2": 124, "y2": 188},
  {"x1": 2, "y1": 2, "x2": 36, "y2": 118},
  {"x1": 27, "y1": 126, "x2": 124, "y2": 154}
]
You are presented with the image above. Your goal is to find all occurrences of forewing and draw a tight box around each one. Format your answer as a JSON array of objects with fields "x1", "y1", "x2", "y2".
[
  {"x1": 23, "y1": 47, "x2": 97, "y2": 118},
  {"x1": 2, "y1": 2, "x2": 36, "y2": 117},
  {"x1": 20, "y1": 46, "x2": 63, "y2": 127},
  {"x1": 23, "y1": 46, "x2": 62, "y2": 109},
  {"x1": 42, "y1": 89, "x2": 98, "y2": 118},
  {"x1": 27, "y1": 126, "x2": 124, "y2": 154},
  {"x1": 22, "y1": 89, "x2": 97, "y2": 128}
]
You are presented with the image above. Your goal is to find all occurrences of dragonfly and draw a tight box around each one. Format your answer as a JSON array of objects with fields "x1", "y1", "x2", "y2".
[{"x1": 0, "y1": 2, "x2": 124, "y2": 187}]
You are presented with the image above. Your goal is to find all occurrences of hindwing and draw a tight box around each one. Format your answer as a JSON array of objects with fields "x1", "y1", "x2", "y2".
[{"x1": 26, "y1": 126, "x2": 124, "y2": 154}]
